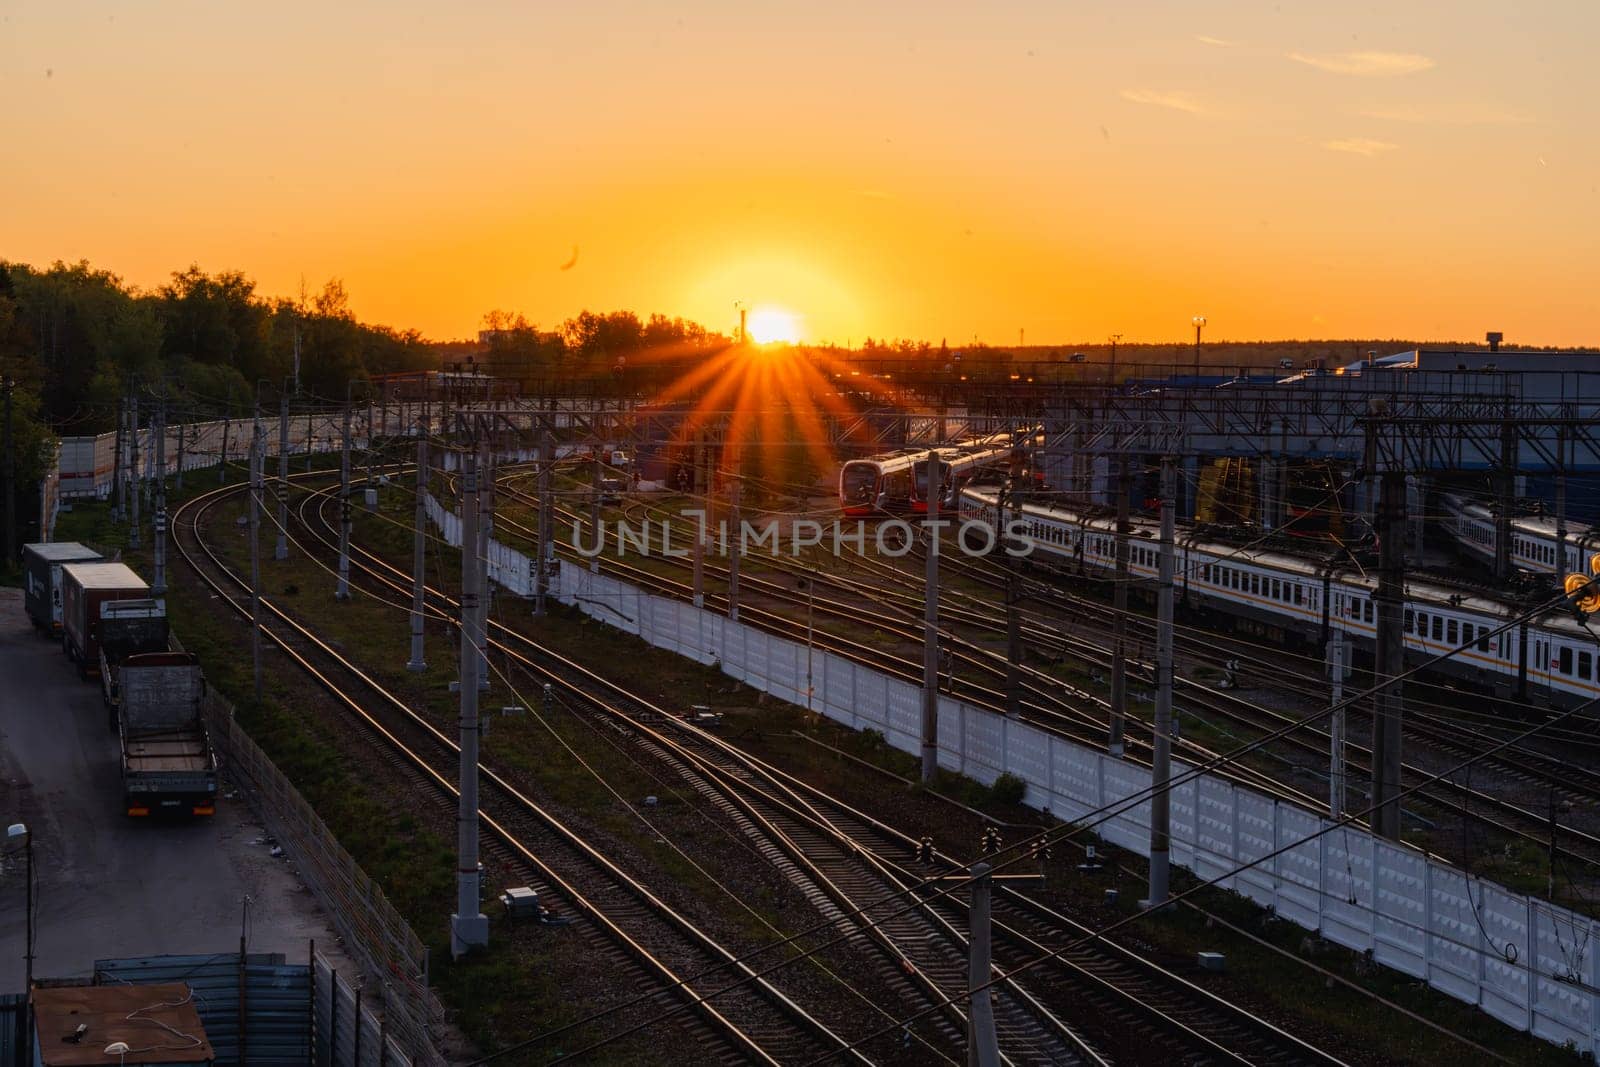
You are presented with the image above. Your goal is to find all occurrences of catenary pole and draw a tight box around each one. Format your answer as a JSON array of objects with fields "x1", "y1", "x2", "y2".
[
  {"x1": 276, "y1": 386, "x2": 290, "y2": 560},
  {"x1": 727, "y1": 456, "x2": 741, "y2": 621},
  {"x1": 336, "y1": 387, "x2": 352, "y2": 600},
  {"x1": 249, "y1": 419, "x2": 264, "y2": 703},
  {"x1": 151, "y1": 384, "x2": 168, "y2": 594},
  {"x1": 451, "y1": 449, "x2": 489, "y2": 958},
  {"x1": 1109, "y1": 456, "x2": 1132, "y2": 757},
  {"x1": 1328, "y1": 636, "x2": 1349, "y2": 818},
  {"x1": 3, "y1": 378, "x2": 15, "y2": 565},
  {"x1": 922, "y1": 450, "x2": 941, "y2": 783},
  {"x1": 477, "y1": 446, "x2": 494, "y2": 689},
  {"x1": 535, "y1": 429, "x2": 552, "y2": 616},
  {"x1": 1371, "y1": 468, "x2": 1407, "y2": 839},
  {"x1": 111, "y1": 386, "x2": 126, "y2": 522},
  {"x1": 407, "y1": 434, "x2": 429, "y2": 672},
  {"x1": 966, "y1": 863, "x2": 999, "y2": 1067},
  {"x1": 128, "y1": 391, "x2": 142, "y2": 550},
  {"x1": 591, "y1": 444, "x2": 603, "y2": 576},
  {"x1": 1145, "y1": 454, "x2": 1176, "y2": 907}
]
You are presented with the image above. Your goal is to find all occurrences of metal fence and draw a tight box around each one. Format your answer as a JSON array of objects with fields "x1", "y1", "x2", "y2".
[
  {"x1": 195, "y1": 679, "x2": 446, "y2": 1065},
  {"x1": 315, "y1": 952, "x2": 412, "y2": 1067},
  {"x1": 95, "y1": 952, "x2": 313, "y2": 1065},
  {"x1": 4, "y1": 952, "x2": 408, "y2": 1067},
  {"x1": 469, "y1": 547, "x2": 1600, "y2": 1059},
  {"x1": 0, "y1": 995, "x2": 22, "y2": 1067}
]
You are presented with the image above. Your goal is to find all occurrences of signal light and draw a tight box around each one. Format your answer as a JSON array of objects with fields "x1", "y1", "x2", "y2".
[
  {"x1": 1566, "y1": 574, "x2": 1600, "y2": 616},
  {"x1": 1566, "y1": 554, "x2": 1600, "y2": 616}
]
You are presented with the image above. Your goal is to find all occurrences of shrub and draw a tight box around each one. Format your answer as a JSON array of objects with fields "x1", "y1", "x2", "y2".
[{"x1": 990, "y1": 772, "x2": 1027, "y2": 806}]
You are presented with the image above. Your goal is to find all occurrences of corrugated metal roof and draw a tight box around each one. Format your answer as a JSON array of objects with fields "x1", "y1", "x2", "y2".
[{"x1": 94, "y1": 955, "x2": 310, "y2": 1067}]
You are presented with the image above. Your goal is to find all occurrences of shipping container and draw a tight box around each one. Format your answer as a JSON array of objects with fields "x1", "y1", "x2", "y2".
[
  {"x1": 21, "y1": 542, "x2": 103, "y2": 632},
  {"x1": 60, "y1": 561, "x2": 152, "y2": 676}
]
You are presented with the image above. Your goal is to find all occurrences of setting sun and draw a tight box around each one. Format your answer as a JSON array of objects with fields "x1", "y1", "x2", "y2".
[{"x1": 746, "y1": 306, "x2": 802, "y2": 345}]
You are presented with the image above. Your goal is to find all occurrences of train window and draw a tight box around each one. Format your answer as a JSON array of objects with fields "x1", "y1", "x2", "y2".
[
  {"x1": 1404, "y1": 609, "x2": 1414, "y2": 632},
  {"x1": 1251, "y1": 574, "x2": 1261, "y2": 595},
  {"x1": 1461, "y1": 623, "x2": 1473, "y2": 645},
  {"x1": 1366, "y1": 600, "x2": 1375, "y2": 623},
  {"x1": 1415, "y1": 611, "x2": 1426, "y2": 635},
  {"x1": 1476, "y1": 630, "x2": 1490, "y2": 653},
  {"x1": 1431, "y1": 617, "x2": 1443, "y2": 641},
  {"x1": 1293, "y1": 584, "x2": 1303, "y2": 605},
  {"x1": 1560, "y1": 646, "x2": 1574, "y2": 676},
  {"x1": 1270, "y1": 578, "x2": 1280, "y2": 600},
  {"x1": 1582, "y1": 651, "x2": 1593, "y2": 681},
  {"x1": 1447, "y1": 620, "x2": 1458, "y2": 644},
  {"x1": 1201, "y1": 565, "x2": 1210, "y2": 582}
]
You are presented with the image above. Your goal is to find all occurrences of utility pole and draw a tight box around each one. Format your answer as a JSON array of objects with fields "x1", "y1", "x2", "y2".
[
  {"x1": 152, "y1": 385, "x2": 168, "y2": 594},
  {"x1": 336, "y1": 390, "x2": 352, "y2": 600},
  {"x1": 1145, "y1": 455, "x2": 1176, "y2": 908},
  {"x1": 922, "y1": 451, "x2": 942, "y2": 783},
  {"x1": 534, "y1": 429, "x2": 552, "y2": 616},
  {"x1": 1327, "y1": 636, "x2": 1350, "y2": 818},
  {"x1": 128, "y1": 393, "x2": 142, "y2": 550},
  {"x1": 451, "y1": 450, "x2": 489, "y2": 959},
  {"x1": 1371, "y1": 468, "x2": 1407, "y2": 840},
  {"x1": 276, "y1": 388, "x2": 290, "y2": 560},
  {"x1": 967, "y1": 862, "x2": 1000, "y2": 1067},
  {"x1": 174, "y1": 412, "x2": 185, "y2": 491},
  {"x1": 1109, "y1": 457, "x2": 1131, "y2": 757},
  {"x1": 407, "y1": 433, "x2": 429, "y2": 672},
  {"x1": 249, "y1": 420, "x2": 264, "y2": 704}
]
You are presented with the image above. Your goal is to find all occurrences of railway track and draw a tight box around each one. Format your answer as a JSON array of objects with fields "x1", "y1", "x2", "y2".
[
  {"x1": 484, "y1": 477, "x2": 1329, "y2": 818},
  {"x1": 300, "y1": 468, "x2": 1360, "y2": 1065},
  {"x1": 170, "y1": 477, "x2": 864, "y2": 1066},
  {"x1": 578, "y1": 483, "x2": 1600, "y2": 878}
]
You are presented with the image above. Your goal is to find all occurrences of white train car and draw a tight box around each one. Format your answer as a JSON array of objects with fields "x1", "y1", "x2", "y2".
[
  {"x1": 1438, "y1": 490, "x2": 1600, "y2": 576},
  {"x1": 962, "y1": 487, "x2": 1598, "y2": 706}
]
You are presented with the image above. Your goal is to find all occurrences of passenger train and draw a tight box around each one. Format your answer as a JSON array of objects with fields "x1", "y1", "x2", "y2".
[
  {"x1": 839, "y1": 434, "x2": 1020, "y2": 516},
  {"x1": 1438, "y1": 491, "x2": 1600, "y2": 577},
  {"x1": 960, "y1": 487, "x2": 1599, "y2": 707}
]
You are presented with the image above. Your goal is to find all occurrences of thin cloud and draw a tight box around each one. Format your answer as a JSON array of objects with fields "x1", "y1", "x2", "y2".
[
  {"x1": 1288, "y1": 50, "x2": 1435, "y2": 77},
  {"x1": 1356, "y1": 105, "x2": 1541, "y2": 126},
  {"x1": 1195, "y1": 34, "x2": 1237, "y2": 47},
  {"x1": 1323, "y1": 137, "x2": 1398, "y2": 156},
  {"x1": 1120, "y1": 88, "x2": 1212, "y2": 116}
]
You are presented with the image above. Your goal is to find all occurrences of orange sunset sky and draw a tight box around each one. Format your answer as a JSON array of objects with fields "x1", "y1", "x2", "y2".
[{"x1": 3, "y1": 1, "x2": 1596, "y2": 346}]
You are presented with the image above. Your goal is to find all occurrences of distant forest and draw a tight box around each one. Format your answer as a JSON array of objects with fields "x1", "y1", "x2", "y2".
[
  {"x1": 0, "y1": 260, "x2": 733, "y2": 482},
  {"x1": 1, "y1": 257, "x2": 1573, "y2": 488}
]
